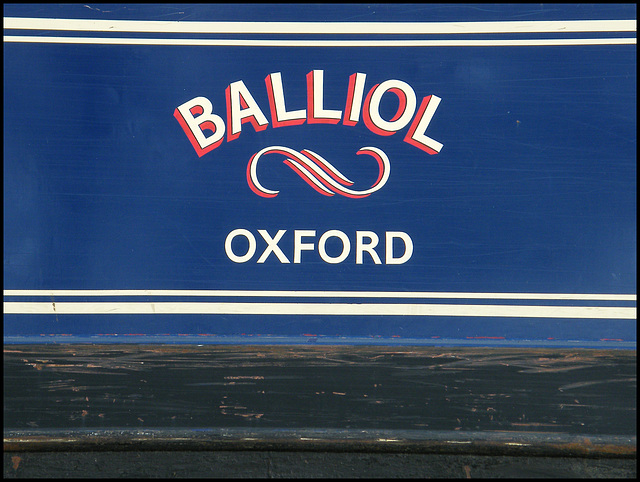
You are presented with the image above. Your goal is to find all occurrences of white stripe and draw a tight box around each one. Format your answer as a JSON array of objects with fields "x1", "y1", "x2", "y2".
[
  {"x1": 3, "y1": 302, "x2": 635, "y2": 318},
  {"x1": 3, "y1": 290, "x2": 636, "y2": 301},
  {"x1": 3, "y1": 36, "x2": 636, "y2": 46},
  {"x1": 3, "y1": 18, "x2": 636, "y2": 34}
]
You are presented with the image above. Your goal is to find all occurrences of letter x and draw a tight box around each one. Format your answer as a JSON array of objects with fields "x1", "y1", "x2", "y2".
[{"x1": 257, "y1": 230, "x2": 290, "y2": 263}]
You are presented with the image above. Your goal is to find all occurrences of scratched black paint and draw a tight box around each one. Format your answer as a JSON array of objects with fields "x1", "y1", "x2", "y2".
[
  {"x1": 4, "y1": 451, "x2": 637, "y2": 478},
  {"x1": 4, "y1": 345, "x2": 636, "y2": 437}
]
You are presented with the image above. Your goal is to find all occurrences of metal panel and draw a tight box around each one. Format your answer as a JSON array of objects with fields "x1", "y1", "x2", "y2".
[{"x1": 3, "y1": 4, "x2": 636, "y2": 347}]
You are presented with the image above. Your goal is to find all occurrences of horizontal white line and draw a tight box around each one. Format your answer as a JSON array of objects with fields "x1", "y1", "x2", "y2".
[
  {"x1": 3, "y1": 36, "x2": 636, "y2": 47},
  {"x1": 3, "y1": 290, "x2": 636, "y2": 301},
  {"x1": 3, "y1": 302, "x2": 636, "y2": 319},
  {"x1": 3, "y1": 18, "x2": 636, "y2": 35}
]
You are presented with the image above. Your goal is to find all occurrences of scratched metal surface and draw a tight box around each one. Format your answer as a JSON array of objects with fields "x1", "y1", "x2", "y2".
[
  {"x1": 4, "y1": 345, "x2": 636, "y2": 457},
  {"x1": 4, "y1": 451, "x2": 638, "y2": 478}
]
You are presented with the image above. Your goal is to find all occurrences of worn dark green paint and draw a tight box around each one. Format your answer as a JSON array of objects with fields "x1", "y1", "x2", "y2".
[{"x1": 4, "y1": 345, "x2": 636, "y2": 477}]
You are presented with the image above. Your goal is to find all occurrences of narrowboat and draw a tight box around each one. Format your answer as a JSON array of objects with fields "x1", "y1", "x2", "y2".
[{"x1": 4, "y1": 3, "x2": 636, "y2": 477}]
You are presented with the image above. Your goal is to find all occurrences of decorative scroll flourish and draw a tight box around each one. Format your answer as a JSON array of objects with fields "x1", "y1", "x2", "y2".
[{"x1": 246, "y1": 146, "x2": 390, "y2": 198}]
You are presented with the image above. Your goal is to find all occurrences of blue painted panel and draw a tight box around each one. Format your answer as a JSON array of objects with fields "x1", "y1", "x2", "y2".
[{"x1": 3, "y1": 4, "x2": 636, "y2": 346}]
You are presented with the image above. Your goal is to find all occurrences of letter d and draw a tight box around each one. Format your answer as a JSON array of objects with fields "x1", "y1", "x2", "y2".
[
  {"x1": 386, "y1": 232, "x2": 413, "y2": 264},
  {"x1": 174, "y1": 96, "x2": 226, "y2": 157}
]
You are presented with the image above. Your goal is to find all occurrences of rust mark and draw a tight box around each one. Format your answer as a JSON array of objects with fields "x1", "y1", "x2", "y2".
[
  {"x1": 235, "y1": 412, "x2": 264, "y2": 419},
  {"x1": 463, "y1": 465, "x2": 471, "y2": 478},
  {"x1": 40, "y1": 364, "x2": 77, "y2": 368},
  {"x1": 51, "y1": 295, "x2": 59, "y2": 323},
  {"x1": 11, "y1": 456, "x2": 21, "y2": 470},
  {"x1": 548, "y1": 442, "x2": 636, "y2": 457}
]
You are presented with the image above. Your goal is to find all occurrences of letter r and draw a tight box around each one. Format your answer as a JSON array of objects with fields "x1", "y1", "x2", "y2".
[{"x1": 356, "y1": 231, "x2": 382, "y2": 264}]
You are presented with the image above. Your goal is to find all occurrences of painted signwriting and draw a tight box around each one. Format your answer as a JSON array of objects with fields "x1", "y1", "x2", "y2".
[
  {"x1": 174, "y1": 71, "x2": 443, "y2": 158},
  {"x1": 244, "y1": 146, "x2": 391, "y2": 198},
  {"x1": 2, "y1": 4, "x2": 636, "y2": 347},
  {"x1": 173, "y1": 70, "x2": 437, "y2": 266},
  {"x1": 224, "y1": 229, "x2": 413, "y2": 265}
]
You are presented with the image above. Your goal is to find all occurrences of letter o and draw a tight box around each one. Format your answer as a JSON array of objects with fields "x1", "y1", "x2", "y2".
[
  {"x1": 225, "y1": 229, "x2": 257, "y2": 263},
  {"x1": 365, "y1": 80, "x2": 417, "y2": 135},
  {"x1": 318, "y1": 230, "x2": 351, "y2": 264}
]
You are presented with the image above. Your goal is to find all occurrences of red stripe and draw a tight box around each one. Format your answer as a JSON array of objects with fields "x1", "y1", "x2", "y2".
[
  {"x1": 300, "y1": 150, "x2": 353, "y2": 186},
  {"x1": 283, "y1": 159, "x2": 334, "y2": 196}
]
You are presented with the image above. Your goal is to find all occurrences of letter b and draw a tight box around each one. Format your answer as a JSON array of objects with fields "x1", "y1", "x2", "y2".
[{"x1": 174, "y1": 96, "x2": 226, "y2": 157}]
